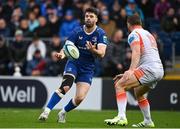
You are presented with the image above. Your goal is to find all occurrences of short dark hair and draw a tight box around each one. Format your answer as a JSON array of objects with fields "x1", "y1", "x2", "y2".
[
  {"x1": 32, "y1": 35, "x2": 39, "y2": 41},
  {"x1": 127, "y1": 14, "x2": 142, "y2": 26},
  {"x1": 85, "y1": 7, "x2": 99, "y2": 17}
]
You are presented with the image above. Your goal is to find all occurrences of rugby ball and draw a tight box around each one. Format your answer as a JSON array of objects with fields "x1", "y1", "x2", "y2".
[{"x1": 63, "y1": 44, "x2": 80, "y2": 59}]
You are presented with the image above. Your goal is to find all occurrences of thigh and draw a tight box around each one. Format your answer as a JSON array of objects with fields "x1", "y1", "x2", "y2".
[
  {"x1": 116, "y1": 72, "x2": 141, "y2": 91},
  {"x1": 75, "y1": 82, "x2": 90, "y2": 98},
  {"x1": 76, "y1": 71, "x2": 94, "y2": 85},
  {"x1": 64, "y1": 60, "x2": 77, "y2": 78},
  {"x1": 134, "y1": 66, "x2": 163, "y2": 89}
]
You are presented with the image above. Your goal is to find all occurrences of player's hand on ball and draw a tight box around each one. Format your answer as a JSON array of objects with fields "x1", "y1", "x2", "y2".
[
  {"x1": 55, "y1": 51, "x2": 65, "y2": 60},
  {"x1": 86, "y1": 41, "x2": 96, "y2": 52}
]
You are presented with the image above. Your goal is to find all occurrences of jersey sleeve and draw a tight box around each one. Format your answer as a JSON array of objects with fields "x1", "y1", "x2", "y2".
[
  {"x1": 67, "y1": 27, "x2": 79, "y2": 44},
  {"x1": 128, "y1": 32, "x2": 140, "y2": 46},
  {"x1": 97, "y1": 30, "x2": 108, "y2": 45}
]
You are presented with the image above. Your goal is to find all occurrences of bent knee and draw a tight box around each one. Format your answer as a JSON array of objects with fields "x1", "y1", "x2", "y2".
[
  {"x1": 134, "y1": 89, "x2": 144, "y2": 100},
  {"x1": 63, "y1": 86, "x2": 70, "y2": 93},
  {"x1": 115, "y1": 80, "x2": 126, "y2": 90},
  {"x1": 74, "y1": 95, "x2": 85, "y2": 105},
  {"x1": 58, "y1": 86, "x2": 70, "y2": 94},
  {"x1": 134, "y1": 91, "x2": 141, "y2": 100}
]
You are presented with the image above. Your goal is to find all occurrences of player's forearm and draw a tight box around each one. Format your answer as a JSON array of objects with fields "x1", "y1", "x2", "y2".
[
  {"x1": 91, "y1": 49, "x2": 105, "y2": 58},
  {"x1": 86, "y1": 42, "x2": 106, "y2": 58},
  {"x1": 129, "y1": 51, "x2": 140, "y2": 70}
]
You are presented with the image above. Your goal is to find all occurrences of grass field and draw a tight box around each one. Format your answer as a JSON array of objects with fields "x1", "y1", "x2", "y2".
[{"x1": 0, "y1": 109, "x2": 180, "y2": 128}]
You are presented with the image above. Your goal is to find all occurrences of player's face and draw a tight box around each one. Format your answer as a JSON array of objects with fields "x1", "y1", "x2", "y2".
[{"x1": 85, "y1": 12, "x2": 97, "y2": 28}]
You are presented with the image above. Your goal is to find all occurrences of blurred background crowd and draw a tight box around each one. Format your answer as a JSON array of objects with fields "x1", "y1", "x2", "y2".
[{"x1": 0, "y1": 0, "x2": 180, "y2": 77}]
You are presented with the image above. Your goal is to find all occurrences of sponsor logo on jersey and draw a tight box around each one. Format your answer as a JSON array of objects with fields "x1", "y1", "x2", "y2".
[
  {"x1": 92, "y1": 36, "x2": 97, "y2": 42},
  {"x1": 103, "y1": 36, "x2": 108, "y2": 43},
  {"x1": 129, "y1": 34, "x2": 138, "y2": 44},
  {"x1": 79, "y1": 36, "x2": 83, "y2": 40}
]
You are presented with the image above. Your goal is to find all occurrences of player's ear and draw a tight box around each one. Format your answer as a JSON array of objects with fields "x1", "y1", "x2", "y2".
[{"x1": 95, "y1": 16, "x2": 98, "y2": 22}]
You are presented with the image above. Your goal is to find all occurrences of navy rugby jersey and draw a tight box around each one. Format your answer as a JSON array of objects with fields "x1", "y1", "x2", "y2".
[{"x1": 67, "y1": 25, "x2": 108, "y2": 64}]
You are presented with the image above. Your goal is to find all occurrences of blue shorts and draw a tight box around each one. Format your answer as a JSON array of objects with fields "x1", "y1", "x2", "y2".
[{"x1": 63, "y1": 60, "x2": 95, "y2": 85}]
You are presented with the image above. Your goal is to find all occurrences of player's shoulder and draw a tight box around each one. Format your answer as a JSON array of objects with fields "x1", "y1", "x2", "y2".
[
  {"x1": 129, "y1": 29, "x2": 138, "y2": 36},
  {"x1": 128, "y1": 30, "x2": 139, "y2": 44},
  {"x1": 96, "y1": 26, "x2": 106, "y2": 35},
  {"x1": 73, "y1": 26, "x2": 84, "y2": 33}
]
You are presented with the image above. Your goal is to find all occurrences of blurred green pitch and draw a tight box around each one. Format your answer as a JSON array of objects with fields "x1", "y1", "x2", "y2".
[{"x1": 0, "y1": 109, "x2": 180, "y2": 128}]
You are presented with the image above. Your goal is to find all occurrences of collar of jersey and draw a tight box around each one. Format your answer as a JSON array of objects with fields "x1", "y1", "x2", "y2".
[{"x1": 83, "y1": 25, "x2": 97, "y2": 35}]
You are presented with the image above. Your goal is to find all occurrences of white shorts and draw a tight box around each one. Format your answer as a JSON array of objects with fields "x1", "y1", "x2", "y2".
[{"x1": 133, "y1": 65, "x2": 164, "y2": 89}]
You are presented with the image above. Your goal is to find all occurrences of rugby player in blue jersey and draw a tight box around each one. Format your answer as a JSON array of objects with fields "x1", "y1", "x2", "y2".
[{"x1": 39, "y1": 7, "x2": 108, "y2": 123}]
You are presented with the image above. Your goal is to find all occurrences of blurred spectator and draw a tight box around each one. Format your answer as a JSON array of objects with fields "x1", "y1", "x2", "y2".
[
  {"x1": 55, "y1": 0, "x2": 65, "y2": 18},
  {"x1": 48, "y1": 10, "x2": 61, "y2": 35},
  {"x1": 154, "y1": 0, "x2": 171, "y2": 20},
  {"x1": 34, "y1": 16, "x2": 51, "y2": 37},
  {"x1": 45, "y1": 4, "x2": 55, "y2": 18},
  {"x1": 17, "y1": 0, "x2": 28, "y2": 12},
  {"x1": 0, "y1": 3, "x2": 3, "y2": 19},
  {"x1": 95, "y1": 0, "x2": 107, "y2": 13},
  {"x1": 59, "y1": 9, "x2": 80, "y2": 42},
  {"x1": 62, "y1": 0, "x2": 74, "y2": 9},
  {"x1": 9, "y1": 7, "x2": 23, "y2": 36},
  {"x1": 73, "y1": 0, "x2": 84, "y2": 21},
  {"x1": 13, "y1": 6, "x2": 23, "y2": 17},
  {"x1": 170, "y1": 0, "x2": 180, "y2": 12},
  {"x1": 102, "y1": 29, "x2": 126, "y2": 76},
  {"x1": 9, "y1": 30, "x2": 28, "y2": 75},
  {"x1": 116, "y1": 8, "x2": 128, "y2": 34},
  {"x1": 110, "y1": 0, "x2": 121, "y2": 25},
  {"x1": 47, "y1": 35, "x2": 63, "y2": 57},
  {"x1": 19, "y1": 18, "x2": 32, "y2": 37},
  {"x1": 26, "y1": 49, "x2": 46, "y2": 76},
  {"x1": 176, "y1": 8, "x2": 180, "y2": 31},
  {"x1": 122, "y1": 48, "x2": 131, "y2": 71},
  {"x1": 40, "y1": 0, "x2": 53, "y2": 16},
  {"x1": 82, "y1": 2, "x2": 92, "y2": 13},
  {"x1": 2, "y1": 0, "x2": 15, "y2": 21},
  {"x1": 138, "y1": 0, "x2": 154, "y2": 18},
  {"x1": 125, "y1": 0, "x2": 144, "y2": 21},
  {"x1": 27, "y1": 36, "x2": 46, "y2": 61},
  {"x1": 25, "y1": 0, "x2": 37, "y2": 15},
  {"x1": 0, "y1": 36, "x2": 10, "y2": 75},
  {"x1": 161, "y1": 8, "x2": 178, "y2": 33},
  {"x1": 28, "y1": 11, "x2": 39, "y2": 32},
  {"x1": 102, "y1": 0, "x2": 114, "y2": 9},
  {"x1": 32, "y1": 4, "x2": 41, "y2": 18},
  {"x1": 0, "y1": 18, "x2": 11, "y2": 37},
  {"x1": 44, "y1": 51, "x2": 66, "y2": 76},
  {"x1": 118, "y1": 0, "x2": 128, "y2": 7},
  {"x1": 99, "y1": 10, "x2": 116, "y2": 39},
  {"x1": 27, "y1": 0, "x2": 37, "y2": 10},
  {"x1": 0, "y1": 0, "x2": 179, "y2": 76}
]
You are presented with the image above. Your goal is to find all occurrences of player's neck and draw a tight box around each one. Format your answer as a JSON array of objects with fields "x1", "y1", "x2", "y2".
[{"x1": 84, "y1": 25, "x2": 97, "y2": 34}]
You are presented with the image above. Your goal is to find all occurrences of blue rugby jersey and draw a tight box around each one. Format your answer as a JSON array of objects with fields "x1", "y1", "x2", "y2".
[{"x1": 67, "y1": 25, "x2": 108, "y2": 65}]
